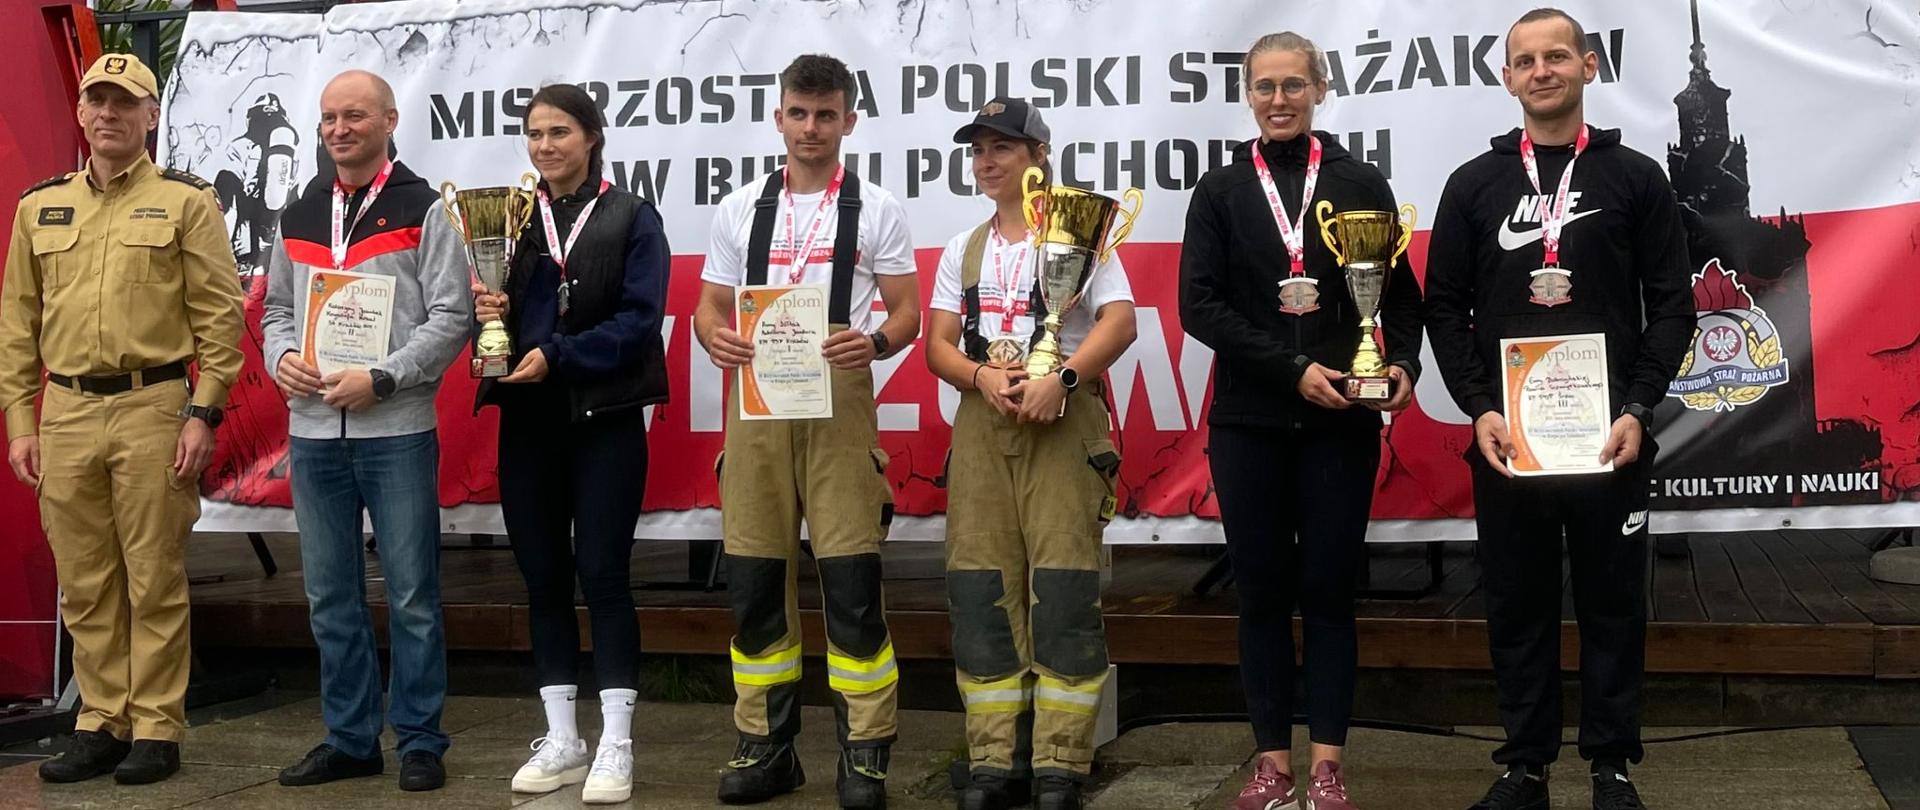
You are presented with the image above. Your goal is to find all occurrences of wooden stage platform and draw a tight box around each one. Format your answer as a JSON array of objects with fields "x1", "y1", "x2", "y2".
[{"x1": 186, "y1": 530, "x2": 1920, "y2": 680}]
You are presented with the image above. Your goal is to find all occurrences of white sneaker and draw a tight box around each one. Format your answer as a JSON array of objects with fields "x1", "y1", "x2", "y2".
[
  {"x1": 511, "y1": 736, "x2": 591, "y2": 793},
  {"x1": 581, "y1": 739, "x2": 634, "y2": 804}
]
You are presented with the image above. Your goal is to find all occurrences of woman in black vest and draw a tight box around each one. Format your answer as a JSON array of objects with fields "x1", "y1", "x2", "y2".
[
  {"x1": 1179, "y1": 32, "x2": 1423, "y2": 810},
  {"x1": 472, "y1": 83, "x2": 669, "y2": 805}
]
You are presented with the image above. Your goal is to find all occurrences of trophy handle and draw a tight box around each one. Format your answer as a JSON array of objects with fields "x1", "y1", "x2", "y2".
[
  {"x1": 438, "y1": 181, "x2": 464, "y2": 236},
  {"x1": 1393, "y1": 203, "x2": 1418, "y2": 267},
  {"x1": 509, "y1": 173, "x2": 539, "y2": 231},
  {"x1": 1099, "y1": 187, "x2": 1145, "y2": 265},
  {"x1": 1021, "y1": 167, "x2": 1047, "y2": 237},
  {"x1": 1315, "y1": 199, "x2": 1344, "y2": 266}
]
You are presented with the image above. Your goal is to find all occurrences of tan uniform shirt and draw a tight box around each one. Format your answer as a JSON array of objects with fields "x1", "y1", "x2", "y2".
[{"x1": 0, "y1": 153, "x2": 245, "y2": 439}]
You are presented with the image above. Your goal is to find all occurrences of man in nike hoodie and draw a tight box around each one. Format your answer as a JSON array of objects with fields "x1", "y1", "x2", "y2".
[
  {"x1": 1426, "y1": 11, "x2": 1691, "y2": 810},
  {"x1": 260, "y1": 71, "x2": 473, "y2": 793}
]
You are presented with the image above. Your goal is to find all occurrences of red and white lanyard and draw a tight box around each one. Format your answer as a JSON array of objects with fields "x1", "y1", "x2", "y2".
[
  {"x1": 330, "y1": 161, "x2": 393, "y2": 270},
  {"x1": 988, "y1": 218, "x2": 1032, "y2": 334},
  {"x1": 1519, "y1": 125, "x2": 1590, "y2": 267},
  {"x1": 1250, "y1": 135, "x2": 1321, "y2": 277},
  {"x1": 537, "y1": 179, "x2": 611, "y2": 278},
  {"x1": 781, "y1": 165, "x2": 846, "y2": 285}
]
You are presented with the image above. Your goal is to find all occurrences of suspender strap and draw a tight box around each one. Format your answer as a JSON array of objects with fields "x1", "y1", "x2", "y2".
[
  {"x1": 958, "y1": 221, "x2": 993, "y2": 362},
  {"x1": 744, "y1": 170, "x2": 784, "y2": 286},
  {"x1": 828, "y1": 171, "x2": 862, "y2": 326}
]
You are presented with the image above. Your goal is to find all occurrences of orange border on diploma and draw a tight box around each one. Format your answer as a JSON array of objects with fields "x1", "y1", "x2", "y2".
[{"x1": 736, "y1": 286, "x2": 801, "y2": 418}]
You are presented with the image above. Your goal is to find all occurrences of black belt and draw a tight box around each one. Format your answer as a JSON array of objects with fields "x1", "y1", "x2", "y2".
[{"x1": 48, "y1": 360, "x2": 188, "y2": 395}]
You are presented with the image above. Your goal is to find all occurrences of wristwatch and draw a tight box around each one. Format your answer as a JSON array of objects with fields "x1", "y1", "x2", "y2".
[
  {"x1": 1620, "y1": 402, "x2": 1653, "y2": 431},
  {"x1": 868, "y1": 331, "x2": 892, "y2": 359},
  {"x1": 1056, "y1": 366, "x2": 1080, "y2": 393},
  {"x1": 179, "y1": 404, "x2": 224, "y2": 428},
  {"x1": 370, "y1": 368, "x2": 398, "y2": 401}
]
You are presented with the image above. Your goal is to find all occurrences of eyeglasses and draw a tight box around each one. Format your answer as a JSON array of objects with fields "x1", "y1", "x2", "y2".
[{"x1": 1249, "y1": 78, "x2": 1313, "y2": 100}]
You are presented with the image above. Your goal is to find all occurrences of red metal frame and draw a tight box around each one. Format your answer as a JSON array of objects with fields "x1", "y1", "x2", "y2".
[{"x1": 40, "y1": 2, "x2": 101, "y2": 161}]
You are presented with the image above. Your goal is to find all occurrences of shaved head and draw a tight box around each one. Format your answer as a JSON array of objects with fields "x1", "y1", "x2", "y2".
[
  {"x1": 320, "y1": 69, "x2": 399, "y2": 179},
  {"x1": 323, "y1": 69, "x2": 397, "y2": 113}
]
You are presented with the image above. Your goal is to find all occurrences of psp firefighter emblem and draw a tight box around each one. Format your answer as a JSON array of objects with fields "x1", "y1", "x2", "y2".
[{"x1": 1667, "y1": 259, "x2": 1789, "y2": 412}]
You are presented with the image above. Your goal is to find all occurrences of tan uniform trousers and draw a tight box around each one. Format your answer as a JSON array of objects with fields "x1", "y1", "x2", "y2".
[
  {"x1": 721, "y1": 363, "x2": 899, "y2": 746},
  {"x1": 38, "y1": 377, "x2": 198, "y2": 742},
  {"x1": 944, "y1": 382, "x2": 1119, "y2": 779}
]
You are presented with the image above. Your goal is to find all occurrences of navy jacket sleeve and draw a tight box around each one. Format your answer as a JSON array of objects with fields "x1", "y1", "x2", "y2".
[
  {"x1": 1626, "y1": 168, "x2": 1695, "y2": 411},
  {"x1": 1423, "y1": 172, "x2": 1498, "y2": 420},
  {"x1": 544, "y1": 202, "x2": 669, "y2": 378},
  {"x1": 1178, "y1": 176, "x2": 1310, "y2": 389}
]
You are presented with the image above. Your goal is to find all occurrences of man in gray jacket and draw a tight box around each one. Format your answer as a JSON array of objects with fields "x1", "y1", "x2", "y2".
[{"x1": 259, "y1": 70, "x2": 472, "y2": 793}]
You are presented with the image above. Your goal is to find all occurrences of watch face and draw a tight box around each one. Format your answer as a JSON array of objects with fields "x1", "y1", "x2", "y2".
[{"x1": 1059, "y1": 368, "x2": 1079, "y2": 389}]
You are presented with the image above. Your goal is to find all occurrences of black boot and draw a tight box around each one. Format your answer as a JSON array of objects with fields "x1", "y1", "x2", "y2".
[
  {"x1": 113, "y1": 740, "x2": 181, "y2": 784},
  {"x1": 958, "y1": 773, "x2": 1013, "y2": 810},
  {"x1": 38, "y1": 730, "x2": 130, "y2": 783},
  {"x1": 837, "y1": 745, "x2": 888, "y2": 809},
  {"x1": 718, "y1": 738, "x2": 805, "y2": 804},
  {"x1": 1033, "y1": 775, "x2": 1083, "y2": 810}
]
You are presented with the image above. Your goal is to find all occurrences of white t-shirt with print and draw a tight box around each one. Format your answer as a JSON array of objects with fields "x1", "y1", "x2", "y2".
[
  {"x1": 928, "y1": 221, "x2": 1133, "y2": 357},
  {"x1": 701, "y1": 172, "x2": 917, "y2": 334}
]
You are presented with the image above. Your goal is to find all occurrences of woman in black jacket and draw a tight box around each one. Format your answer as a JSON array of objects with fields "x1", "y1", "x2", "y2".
[
  {"x1": 1179, "y1": 32, "x2": 1422, "y2": 810},
  {"x1": 472, "y1": 83, "x2": 669, "y2": 805}
]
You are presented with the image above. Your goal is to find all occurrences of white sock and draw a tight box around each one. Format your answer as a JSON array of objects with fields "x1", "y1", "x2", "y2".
[
  {"x1": 599, "y1": 688, "x2": 637, "y2": 745},
  {"x1": 540, "y1": 684, "x2": 580, "y2": 741}
]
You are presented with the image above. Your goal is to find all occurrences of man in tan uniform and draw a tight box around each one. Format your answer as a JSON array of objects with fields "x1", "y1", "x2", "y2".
[
  {"x1": 0, "y1": 53, "x2": 245, "y2": 786},
  {"x1": 695, "y1": 54, "x2": 920, "y2": 809}
]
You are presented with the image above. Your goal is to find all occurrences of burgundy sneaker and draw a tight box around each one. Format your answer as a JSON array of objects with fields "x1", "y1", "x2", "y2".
[
  {"x1": 1304, "y1": 760, "x2": 1358, "y2": 810},
  {"x1": 1232, "y1": 756, "x2": 1298, "y2": 810}
]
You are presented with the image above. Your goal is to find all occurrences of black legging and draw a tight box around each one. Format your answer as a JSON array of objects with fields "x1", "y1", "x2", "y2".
[
  {"x1": 1209, "y1": 423, "x2": 1379, "y2": 751},
  {"x1": 498, "y1": 386, "x2": 649, "y2": 691}
]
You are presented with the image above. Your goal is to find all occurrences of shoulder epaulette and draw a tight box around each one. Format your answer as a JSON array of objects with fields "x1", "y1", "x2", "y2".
[
  {"x1": 160, "y1": 168, "x2": 213, "y2": 190},
  {"x1": 20, "y1": 173, "x2": 75, "y2": 199}
]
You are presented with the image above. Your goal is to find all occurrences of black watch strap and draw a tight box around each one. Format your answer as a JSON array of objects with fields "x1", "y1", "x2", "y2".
[
  {"x1": 1621, "y1": 402, "x2": 1653, "y2": 430},
  {"x1": 370, "y1": 369, "x2": 397, "y2": 400},
  {"x1": 869, "y1": 330, "x2": 891, "y2": 359}
]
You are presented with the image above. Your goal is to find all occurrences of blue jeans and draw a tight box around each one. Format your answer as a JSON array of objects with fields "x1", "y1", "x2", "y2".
[{"x1": 289, "y1": 430, "x2": 449, "y2": 759}]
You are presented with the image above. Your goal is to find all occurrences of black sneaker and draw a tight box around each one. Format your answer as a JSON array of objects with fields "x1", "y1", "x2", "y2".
[
  {"x1": 837, "y1": 745, "x2": 888, "y2": 809},
  {"x1": 1033, "y1": 775, "x2": 1083, "y2": 810},
  {"x1": 277, "y1": 743, "x2": 384, "y2": 787},
  {"x1": 113, "y1": 740, "x2": 181, "y2": 784},
  {"x1": 1590, "y1": 763, "x2": 1647, "y2": 810},
  {"x1": 38, "y1": 730, "x2": 131, "y2": 783},
  {"x1": 718, "y1": 738, "x2": 805, "y2": 804},
  {"x1": 1467, "y1": 765, "x2": 1549, "y2": 810},
  {"x1": 397, "y1": 750, "x2": 445, "y2": 792},
  {"x1": 958, "y1": 773, "x2": 1012, "y2": 810}
]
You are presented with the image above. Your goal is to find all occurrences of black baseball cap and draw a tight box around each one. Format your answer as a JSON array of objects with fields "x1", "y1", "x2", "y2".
[{"x1": 952, "y1": 96, "x2": 1051, "y2": 145}]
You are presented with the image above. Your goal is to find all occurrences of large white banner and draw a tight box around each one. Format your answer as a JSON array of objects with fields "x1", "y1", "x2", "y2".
[{"x1": 163, "y1": 0, "x2": 1920, "y2": 542}]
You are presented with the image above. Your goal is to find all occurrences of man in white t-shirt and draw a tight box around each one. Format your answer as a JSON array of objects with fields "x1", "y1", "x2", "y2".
[
  {"x1": 923, "y1": 97, "x2": 1137, "y2": 810},
  {"x1": 693, "y1": 53, "x2": 920, "y2": 810}
]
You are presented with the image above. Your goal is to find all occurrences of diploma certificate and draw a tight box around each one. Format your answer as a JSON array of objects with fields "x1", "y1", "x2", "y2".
[
  {"x1": 1500, "y1": 333, "x2": 1614, "y2": 477},
  {"x1": 302, "y1": 269, "x2": 394, "y2": 377},
  {"x1": 737, "y1": 284, "x2": 833, "y2": 421}
]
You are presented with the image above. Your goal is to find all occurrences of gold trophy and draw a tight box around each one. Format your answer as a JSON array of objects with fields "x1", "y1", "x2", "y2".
[
  {"x1": 1019, "y1": 167, "x2": 1143, "y2": 378},
  {"x1": 441, "y1": 174, "x2": 537, "y2": 378},
  {"x1": 1315, "y1": 200, "x2": 1416, "y2": 402}
]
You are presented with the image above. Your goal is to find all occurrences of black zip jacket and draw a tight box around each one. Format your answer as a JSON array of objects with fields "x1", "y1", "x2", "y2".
[
  {"x1": 1180, "y1": 132, "x2": 1423, "y2": 431},
  {"x1": 1425, "y1": 125, "x2": 1692, "y2": 423},
  {"x1": 476, "y1": 174, "x2": 670, "y2": 420}
]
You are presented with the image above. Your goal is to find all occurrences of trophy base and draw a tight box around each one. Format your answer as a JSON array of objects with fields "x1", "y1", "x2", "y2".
[
  {"x1": 472, "y1": 355, "x2": 512, "y2": 379},
  {"x1": 1343, "y1": 374, "x2": 1393, "y2": 402}
]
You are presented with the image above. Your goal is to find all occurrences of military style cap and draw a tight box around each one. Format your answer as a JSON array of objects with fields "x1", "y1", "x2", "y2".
[{"x1": 79, "y1": 53, "x2": 158, "y2": 99}]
